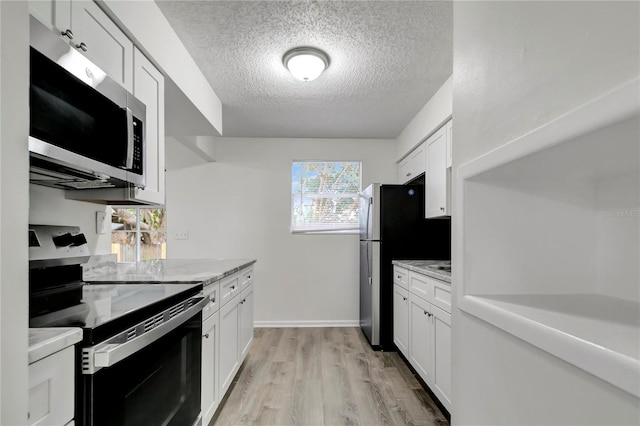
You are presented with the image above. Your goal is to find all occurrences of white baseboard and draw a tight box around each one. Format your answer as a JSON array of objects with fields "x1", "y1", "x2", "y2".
[{"x1": 254, "y1": 320, "x2": 359, "y2": 328}]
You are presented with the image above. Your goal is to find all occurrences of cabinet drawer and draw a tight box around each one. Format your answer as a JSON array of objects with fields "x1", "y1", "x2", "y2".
[
  {"x1": 430, "y1": 278, "x2": 452, "y2": 314},
  {"x1": 29, "y1": 346, "x2": 74, "y2": 426},
  {"x1": 393, "y1": 266, "x2": 409, "y2": 290},
  {"x1": 220, "y1": 273, "x2": 240, "y2": 307},
  {"x1": 409, "y1": 271, "x2": 430, "y2": 301},
  {"x1": 203, "y1": 281, "x2": 220, "y2": 317},
  {"x1": 240, "y1": 266, "x2": 254, "y2": 291}
]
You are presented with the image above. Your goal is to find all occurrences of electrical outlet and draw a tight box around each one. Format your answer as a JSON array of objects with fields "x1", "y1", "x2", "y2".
[
  {"x1": 174, "y1": 230, "x2": 189, "y2": 240},
  {"x1": 96, "y1": 211, "x2": 107, "y2": 234}
]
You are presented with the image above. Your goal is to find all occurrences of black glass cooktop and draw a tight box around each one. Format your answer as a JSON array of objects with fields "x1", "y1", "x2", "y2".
[{"x1": 30, "y1": 282, "x2": 202, "y2": 345}]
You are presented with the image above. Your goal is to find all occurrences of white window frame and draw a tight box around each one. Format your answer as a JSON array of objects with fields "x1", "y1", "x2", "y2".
[
  {"x1": 111, "y1": 206, "x2": 166, "y2": 262},
  {"x1": 291, "y1": 160, "x2": 362, "y2": 234}
]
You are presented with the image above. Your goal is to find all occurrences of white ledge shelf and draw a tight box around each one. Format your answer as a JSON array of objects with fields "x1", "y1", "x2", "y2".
[
  {"x1": 459, "y1": 294, "x2": 640, "y2": 397},
  {"x1": 456, "y1": 77, "x2": 640, "y2": 398}
]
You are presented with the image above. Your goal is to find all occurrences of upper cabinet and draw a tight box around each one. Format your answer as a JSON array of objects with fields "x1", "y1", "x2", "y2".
[
  {"x1": 425, "y1": 119, "x2": 452, "y2": 218},
  {"x1": 129, "y1": 48, "x2": 165, "y2": 205},
  {"x1": 398, "y1": 142, "x2": 426, "y2": 184},
  {"x1": 31, "y1": 0, "x2": 166, "y2": 205},
  {"x1": 29, "y1": 0, "x2": 133, "y2": 91}
]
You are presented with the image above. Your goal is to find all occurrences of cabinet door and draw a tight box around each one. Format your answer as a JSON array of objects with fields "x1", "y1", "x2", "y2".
[
  {"x1": 425, "y1": 126, "x2": 447, "y2": 218},
  {"x1": 71, "y1": 0, "x2": 134, "y2": 91},
  {"x1": 29, "y1": 0, "x2": 71, "y2": 31},
  {"x1": 29, "y1": 346, "x2": 75, "y2": 426},
  {"x1": 432, "y1": 306, "x2": 452, "y2": 411},
  {"x1": 131, "y1": 48, "x2": 165, "y2": 205},
  {"x1": 219, "y1": 294, "x2": 241, "y2": 395},
  {"x1": 201, "y1": 310, "x2": 220, "y2": 426},
  {"x1": 408, "y1": 142, "x2": 426, "y2": 178},
  {"x1": 393, "y1": 284, "x2": 409, "y2": 357},
  {"x1": 239, "y1": 283, "x2": 254, "y2": 361},
  {"x1": 409, "y1": 293, "x2": 432, "y2": 384},
  {"x1": 397, "y1": 156, "x2": 412, "y2": 184}
]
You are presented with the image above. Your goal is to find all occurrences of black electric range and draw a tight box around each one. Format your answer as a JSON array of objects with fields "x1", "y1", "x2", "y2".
[{"x1": 29, "y1": 225, "x2": 206, "y2": 426}]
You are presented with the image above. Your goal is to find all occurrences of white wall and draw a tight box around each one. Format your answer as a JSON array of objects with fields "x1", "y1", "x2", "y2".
[
  {"x1": 452, "y1": 1, "x2": 640, "y2": 425},
  {"x1": 29, "y1": 185, "x2": 112, "y2": 255},
  {"x1": 166, "y1": 137, "x2": 396, "y2": 326},
  {"x1": 0, "y1": 1, "x2": 29, "y2": 423},
  {"x1": 396, "y1": 75, "x2": 452, "y2": 162}
]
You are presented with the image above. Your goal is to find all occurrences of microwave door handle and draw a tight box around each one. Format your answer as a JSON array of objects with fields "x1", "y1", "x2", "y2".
[{"x1": 125, "y1": 107, "x2": 134, "y2": 169}]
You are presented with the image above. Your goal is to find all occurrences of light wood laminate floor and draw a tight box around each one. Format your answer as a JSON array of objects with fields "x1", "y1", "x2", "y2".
[{"x1": 211, "y1": 327, "x2": 449, "y2": 426}]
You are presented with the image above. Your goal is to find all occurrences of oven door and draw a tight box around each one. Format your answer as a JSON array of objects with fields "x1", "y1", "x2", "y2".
[{"x1": 80, "y1": 300, "x2": 205, "y2": 426}]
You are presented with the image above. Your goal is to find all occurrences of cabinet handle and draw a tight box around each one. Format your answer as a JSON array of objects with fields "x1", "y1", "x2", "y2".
[
  {"x1": 204, "y1": 333, "x2": 210, "y2": 339},
  {"x1": 75, "y1": 42, "x2": 88, "y2": 52},
  {"x1": 402, "y1": 297, "x2": 407, "y2": 301},
  {"x1": 406, "y1": 172, "x2": 411, "y2": 177},
  {"x1": 423, "y1": 310, "x2": 428, "y2": 315},
  {"x1": 230, "y1": 285, "x2": 235, "y2": 291},
  {"x1": 247, "y1": 275, "x2": 252, "y2": 280},
  {"x1": 61, "y1": 29, "x2": 74, "y2": 40},
  {"x1": 440, "y1": 207, "x2": 445, "y2": 212},
  {"x1": 212, "y1": 297, "x2": 215, "y2": 303}
]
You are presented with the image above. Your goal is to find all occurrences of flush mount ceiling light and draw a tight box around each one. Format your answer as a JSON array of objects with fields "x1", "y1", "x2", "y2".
[{"x1": 283, "y1": 47, "x2": 330, "y2": 82}]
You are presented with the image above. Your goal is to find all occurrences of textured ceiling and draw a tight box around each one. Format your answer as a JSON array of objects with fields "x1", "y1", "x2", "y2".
[{"x1": 156, "y1": 0, "x2": 452, "y2": 139}]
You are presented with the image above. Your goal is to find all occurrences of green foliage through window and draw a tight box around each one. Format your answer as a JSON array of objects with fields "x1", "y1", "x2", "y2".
[
  {"x1": 291, "y1": 161, "x2": 361, "y2": 233},
  {"x1": 111, "y1": 207, "x2": 166, "y2": 262}
]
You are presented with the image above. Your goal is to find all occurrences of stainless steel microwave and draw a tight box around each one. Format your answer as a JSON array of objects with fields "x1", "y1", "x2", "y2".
[{"x1": 28, "y1": 16, "x2": 146, "y2": 190}]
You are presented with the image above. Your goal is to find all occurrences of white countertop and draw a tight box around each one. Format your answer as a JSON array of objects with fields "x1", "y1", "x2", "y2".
[
  {"x1": 29, "y1": 328, "x2": 83, "y2": 364},
  {"x1": 392, "y1": 259, "x2": 451, "y2": 283},
  {"x1": 85, "y1": 258, "x2": 256, "y2": 287}
]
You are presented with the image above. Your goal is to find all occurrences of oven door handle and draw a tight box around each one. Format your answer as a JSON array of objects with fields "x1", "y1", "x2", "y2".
[{"x1": 85, "y1": 295, "x2": 208, "y2": 374}]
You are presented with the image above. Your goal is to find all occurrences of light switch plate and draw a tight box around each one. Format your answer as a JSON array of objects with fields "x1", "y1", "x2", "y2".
[{"x1": 96, "y1": 211, "x2": 107, "y2": 234}]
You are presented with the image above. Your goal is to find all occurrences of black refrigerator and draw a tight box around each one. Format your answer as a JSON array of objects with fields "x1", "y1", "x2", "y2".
[{"x1": 359, "y1": 183, "x2": 450, "y2": 350}]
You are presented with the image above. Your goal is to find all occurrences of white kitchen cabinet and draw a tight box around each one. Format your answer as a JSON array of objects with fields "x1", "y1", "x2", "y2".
[
  {"x1": 398, "y1": 142, "x2": 426, "y2": 184},
  {"x1": 425, "y1": 124, "x2": 449, "y2": 218},
  {"x1": 29, "y1": 0, "x2": 134, "y2": 91},
  {"x1": 432, "y1": 305, "x2": 452, "y2": 409},
  {"x1": 239, "y1": 283, "x2": 254, "y2": 360},
  {"x1": 409, "y1": 292, "x2": 433, "y2": 384},
  {"x1": 29, "y1": 346, "x2": 75, "y2": 426},
  {"x1": 128, "y1": 48, "x2": 165, "y2": 205},
  {"x1": 219, "y1": 292, "x2": 241, "y2": 396},
  {"x1": 201, "y1": 310, "x2": 220, "y2": 426},
  {"x1": 393, "y1": 283, "x2": 409, "y2": 357},
  {"x1": 394, "y1": 264, "x2": 452, "y2": 412}
]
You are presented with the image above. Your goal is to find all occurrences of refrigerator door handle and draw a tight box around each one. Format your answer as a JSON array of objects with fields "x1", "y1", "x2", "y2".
[
  {"x1": 365, "y1": 198, "x2": 372, "y2": 240},
  {"x1": 366, "y1": 242, "x2": 371, "y2": 285}
]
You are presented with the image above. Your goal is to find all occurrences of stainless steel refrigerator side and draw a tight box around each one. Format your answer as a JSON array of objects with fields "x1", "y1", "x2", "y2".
[
  {"x1": 359, "y1": 183, "x2": 382, "y2": 347},
  {"x1": 359, "y1": 240, "x2": 372, "y2": 342}
]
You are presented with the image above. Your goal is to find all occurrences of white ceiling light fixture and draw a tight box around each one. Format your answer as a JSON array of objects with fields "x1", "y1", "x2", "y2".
[{"x1": 283, "y1": 47, "x2": 330, "y2": 82}]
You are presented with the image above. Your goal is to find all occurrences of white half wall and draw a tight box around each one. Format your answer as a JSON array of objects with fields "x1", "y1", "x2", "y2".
[
  {"x1": 166, "y1": 137, "x2": 396, "y2": 325},
  {"x1": 452, "y1": 1, "x2": 640, "y2": 424},
  {"x1": 29, "y1": 185, "x2": 112, "y2": 255},
  {"x1": 0, "y1": 1, "x2": 29, "y2": 423}
]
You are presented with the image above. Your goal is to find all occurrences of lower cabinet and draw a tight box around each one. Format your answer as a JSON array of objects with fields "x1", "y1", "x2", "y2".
[
  {"x1": 393, "y1": 284, "x2": 409, "y2": 357},
  {"x1": 239, "y1": 283, "x2": 254, "y2": 361},
  {"x1": 201, "y1": 310, "x2": 220, "y2": 426},
  {"x1": 393, "y1": 265, "x2": 452, "y2": 412},
  {"x1": 219, "y1": 292, "x2": 241, "y2": 395},
  {"x1": 202, "y1": 265, "x2": 255, "y2": 421},
  {"x1": 29, "y1": 346, "x2": 75, "y2": 426}
]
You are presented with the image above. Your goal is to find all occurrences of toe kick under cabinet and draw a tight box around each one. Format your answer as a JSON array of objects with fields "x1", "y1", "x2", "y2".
[
  {"x1": 201, "y1": 265, "x2": 255, "y2": 426},
  {"x1": 393, "y1": 265, "x2": 452, "y2": 412}
]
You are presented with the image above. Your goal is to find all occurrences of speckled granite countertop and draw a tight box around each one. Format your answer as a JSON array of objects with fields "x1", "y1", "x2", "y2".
[
  {"x1": 392, "y1": 260, "x2": 451, "y2": 283},
  {"x1": 85, "y1": 258, "x2": 256, "y2": 287},
  {"x1": 29, "y1": 328, "x2": 83, "y2": 364}
]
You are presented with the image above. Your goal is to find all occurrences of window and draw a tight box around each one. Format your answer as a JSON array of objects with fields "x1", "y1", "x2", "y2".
[
  {"x1": 111, "y1": 207, "x2": 167, "y2": 262},
  {"x1": 291, "y1": 161, "x2": 361, "y2": 233}
]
